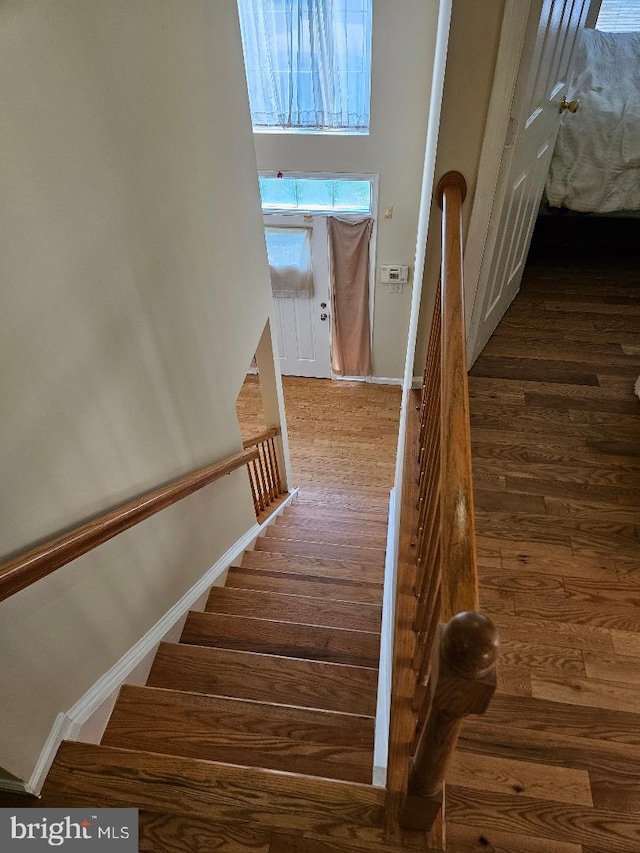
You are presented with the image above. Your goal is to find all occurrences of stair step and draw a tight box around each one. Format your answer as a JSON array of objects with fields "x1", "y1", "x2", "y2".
[
  {"x1": 292, "y1": 494, "x2": 389, "y2": 516},
  {"x1": 240, "y1": 550, "x2": 384, "y2": 584},
  {"x1": 226, "y1": 566, "x2": 383, "y2": 605},
  {"x1": 286, "y1": 503, "x2": 389, "y2": 524},
  {"x1": 42, "y1": 742, "x2": 387, "y2": 835},
  {"x1": 147, "y1": 643, "x2": 378, "y2": 716},
  {"x1": 255, "y1": 536, "x2": 386, "y2": 566},
  {"x1": 266, "y1": 523, "x2": 387, "y2": 550},
  {"x1": 205, "y1": 587, "x2": 382, "y2": 633},
  {"x1": 103, "y1": 686, "x2": 373, "y2": 784},
  {"x1": 299, "y1": 484, "x2": 390, "y2": 500},
  {"x1": 181, "y1": 611, "x2": 380, "y2": 668},
  {"x1": 138, "y1": 812, "x2": 273, "y2": 853},
  {"x1": 278, "y1": 508, "x2": 387, "y2": 537}
]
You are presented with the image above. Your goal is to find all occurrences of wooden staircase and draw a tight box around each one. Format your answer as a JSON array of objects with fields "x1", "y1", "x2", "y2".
[{"x1": 32, "y1": 485, "x2": 435, "y2": 852}]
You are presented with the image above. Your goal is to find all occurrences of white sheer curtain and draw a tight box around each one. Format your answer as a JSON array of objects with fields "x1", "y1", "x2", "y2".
[{"x1": 237, "y1": 0, "x2": 372, "y2": 131}]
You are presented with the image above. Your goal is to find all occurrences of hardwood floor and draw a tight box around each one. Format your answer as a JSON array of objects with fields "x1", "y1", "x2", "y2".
[
  {"x1": 452, "y1": 250, "x2": 640, "y2": 853},
  {"x1": 236, "y1": 376, "x2": 401, "y2": 489}
]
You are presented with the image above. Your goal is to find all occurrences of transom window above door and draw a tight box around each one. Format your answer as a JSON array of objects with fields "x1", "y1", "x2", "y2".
[
  {"x1": 259, "y1": 175, "x2": 374, "y2": 213},
  {"x1": 237, "y1": 0, "x2": 372, "y2": 134}
]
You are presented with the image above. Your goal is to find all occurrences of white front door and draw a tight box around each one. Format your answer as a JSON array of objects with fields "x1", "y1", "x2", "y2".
[
  {"x1": 266, "y1": 213, "x2": 332, "y2": 379},
  {"x1": 467, "y1": 0, "x2": 589, "y2": 364}
]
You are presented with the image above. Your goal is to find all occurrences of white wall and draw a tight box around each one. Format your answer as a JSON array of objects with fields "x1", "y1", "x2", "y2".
[
  {"x1": 414, "y1": 0, "x2": 506, "y2": 371},
  {"x1": 0, "y1": 0, "x2": 273, "y2": 782},
  {"x1": 253, "y1": 0, "x2": 439, "y2": 380}
]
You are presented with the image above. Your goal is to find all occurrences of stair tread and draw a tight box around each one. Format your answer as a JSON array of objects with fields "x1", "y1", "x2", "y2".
[
  {"x1": 103, "y1": 686, "x2": 373, "y2": 784},
  {"x1": 147, "y1": 643, "x2": 378, "y2": 716},
  {"x1": 296, "y1": 483, "x2": 389, "y2": 502},
  {"x1": 240, "y1": 550, "x2": 384, "y2": 583},
  {"x1": 278, "y1": 503, "x2": 388, "y2": 530},
  {"x1": 206, "y1": 587, "x2": 381, "y2": 632},
  {"x1": 106, "y1": 685, "x2": 375, "y2": 747},
  {"x1": 277, "y1": 514, "x2": 388, "y2": 532},
  {"x1": 181, "y1": 611, "x2": 380, "y2": 668},
  {"x1": 255, "y1": 537, "x2": 386, "y2": 566},
  {"x1": 285, "y1": 505, "x2": 389, "y2": 524},
  {"x1": 293, "y1": 493, "x2": 389, "y2": 510},
  {"x1": 42, "y1": 742, "x2": 387, "y2": 835},
  {"x1": 226, "y1": 566, "x2": 383, "y2": 605},
  {"x1": 138, "y1": 812, "x2": 273, "y2": 853},
  {"x1": 265, "y1": 524, "x2": 387, "y2": 549}
]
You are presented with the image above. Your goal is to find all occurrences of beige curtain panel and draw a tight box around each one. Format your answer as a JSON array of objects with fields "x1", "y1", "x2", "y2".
[{"x1": 328, "y1": 216, "x2": 373, "y2": 377}]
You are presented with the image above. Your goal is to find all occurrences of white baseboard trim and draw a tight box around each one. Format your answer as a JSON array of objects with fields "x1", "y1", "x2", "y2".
[
  {"x1": 0, "y1": 776, "x2": 37, "y2": 795},
  {"x1": 369, "y1": 376, "x2": 403, "y2": 386},
  {"x1": 373, "y1": 486, "x2": 398, "y2": 788},
  {"x1": 332, "y1": 374, "x2": 403, "y2": 386},
  {"x1": 15, "y1": 488, "x2": 298, "y2": 797}
]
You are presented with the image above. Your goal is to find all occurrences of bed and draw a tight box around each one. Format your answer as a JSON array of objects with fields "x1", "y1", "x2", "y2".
[{"x1": 545, "y1": 27, "x2": 640, "y2": 213}]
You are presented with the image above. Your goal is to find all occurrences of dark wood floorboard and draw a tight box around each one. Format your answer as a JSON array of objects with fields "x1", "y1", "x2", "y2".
[{"x1": 454, "y1": 249, "x2": 640, "y2": 852}]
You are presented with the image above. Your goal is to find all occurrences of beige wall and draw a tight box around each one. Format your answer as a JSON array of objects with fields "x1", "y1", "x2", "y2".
[
  {"x1": 414, "y1": 0, "x2": 505, "y2": 372},
  {"x1": 254, "y1": 0, "x2": 439, "y2": 380},
  {"x1": 0, "y1": 0, "x2": 272, "y2": 782}
]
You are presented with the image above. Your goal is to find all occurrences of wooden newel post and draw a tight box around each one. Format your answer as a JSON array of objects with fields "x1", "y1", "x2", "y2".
[{"x1": 400, "y1": 611, "x2": 498, "y2": 832}]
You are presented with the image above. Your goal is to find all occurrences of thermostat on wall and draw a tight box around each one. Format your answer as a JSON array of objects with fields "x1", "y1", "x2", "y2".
[{"x1": 380, "y1": 265, "x2": 409, "y2": 283}]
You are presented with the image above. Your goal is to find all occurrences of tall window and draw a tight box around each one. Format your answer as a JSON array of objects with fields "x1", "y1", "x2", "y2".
[
  {"x1": 237, "y1": 0, "x2": 372, "y2": 133},
  {"x1": 596, "y1": 0, "x2": 640, "y2": 31}
]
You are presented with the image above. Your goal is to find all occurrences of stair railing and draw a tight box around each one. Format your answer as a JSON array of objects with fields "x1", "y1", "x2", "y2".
[
  {"x1": 0, "y1": 446, "x2": 260, "y2": 603},
  {"x1": 242, "y1": 427, "x2": 286, "y2": 520},
  {"x1": 394, "y1": 172, "x2": 499, "y2": 834}
]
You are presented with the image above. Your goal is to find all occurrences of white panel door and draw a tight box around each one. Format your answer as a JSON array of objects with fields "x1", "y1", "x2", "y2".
[
  {"x1": 467, "y1": 0, "x2": 589, "y2": 364},
  {"x1": 266, "y1": 214, "x2": 332, "y2": 378}
]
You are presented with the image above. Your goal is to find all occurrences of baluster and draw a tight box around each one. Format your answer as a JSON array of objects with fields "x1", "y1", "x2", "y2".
[
  {"x1": 272, "y1": 438, "x2": 283, "y2": 495},
  {"x1": 401, "y1": 611, "x2": 498, "y2": 831},
  {"x1": 247, "y1": 465, "x2": 260, "y2": 516},
  {"x1": 261, "y1": 441, "x2": 276, "y2": 503},
  {"x1": 256, "y1": 444, "x2": 271, "y2": 507},
  {"x1": 251, "y1": 458, "x2": 266, "y2": 512},
  {"x1": 268, "y1": 436, "x2": 282, "y2": 496}
]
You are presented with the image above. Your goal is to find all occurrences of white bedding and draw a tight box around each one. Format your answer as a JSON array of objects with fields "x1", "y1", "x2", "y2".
[{"x1": 546, "y1": 29, "x2": 640, "y2": 213}]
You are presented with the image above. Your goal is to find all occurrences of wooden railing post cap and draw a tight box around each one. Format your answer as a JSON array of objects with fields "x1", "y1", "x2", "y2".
[
  {"x1": 442, "y1": 611, "x2": 498, "y2": 678},
  {"x1": 436, "y1": 171, "x2": 467, "y2": 209}
]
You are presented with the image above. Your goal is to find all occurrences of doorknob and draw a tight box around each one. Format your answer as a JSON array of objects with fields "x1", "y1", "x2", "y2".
[
  {"x1": 320, "y1": 313, "x2": 328, "y2": 321},
  {"x1": 560, "y1": 96, "x2": 579, "y2": 114},
  {"x1": 320, "y1": 302, "x2": 327, "y2": 308}
]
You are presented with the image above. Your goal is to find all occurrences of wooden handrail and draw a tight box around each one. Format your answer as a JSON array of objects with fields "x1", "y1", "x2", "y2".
[
  {"x1": 0, "y1": 447, "x2": 259, "y2": 603},
  {"x1": 242, "y1": 427, "x2": 279, "y2": 450},
  {"x1": 437, "y1": 171, "x2": 478, "y2": 619},
  {"x1": 402, "y1": 612, "x2": 498, "y2": 832},
  {"x1": 390, "y1": 171, "x2": 498, "y2": 839}
]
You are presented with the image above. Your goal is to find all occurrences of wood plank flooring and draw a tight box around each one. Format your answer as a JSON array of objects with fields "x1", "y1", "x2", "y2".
[
  {"x1": 454, "y1": 250, "x2": 640, "y2": 852},
  {"x1": 236, "y1": 376, "x2": 401, "y2": 488}
]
